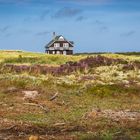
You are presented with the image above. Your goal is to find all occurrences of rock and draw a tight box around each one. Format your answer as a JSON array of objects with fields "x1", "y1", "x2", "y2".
[
  {"x1": 101, "y1": 110, "x2": 140, "y2": 121},
  {"x1": 6, "y1": 87, "x2": 17, "y2": 93},
  {"x1": 84, "y1": 109, "x2": 140, "y2": 121},
  {"x1": 29, "y1": 135, "x2": 39, "y2": 140},
  {"x1": 22, "y1": 90, "x2": 39, "y2": 100},
  {"x1": 85, "y1": 110, "x2": 97, "y2": 119}
]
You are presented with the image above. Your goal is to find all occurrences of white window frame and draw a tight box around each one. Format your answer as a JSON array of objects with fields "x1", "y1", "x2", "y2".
[
  {"x1": 63, "y1": 43, "x2": 69, "y2": 50},
  {"x1": 59, "y1": 36, "x2": 64, "y2": 41},
  {"x1": 54, "y1": 43, "x2": 60, "y2": 49}
]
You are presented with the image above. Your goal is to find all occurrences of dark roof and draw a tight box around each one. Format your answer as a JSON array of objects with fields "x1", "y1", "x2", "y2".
[{"x1": 45, "y1": 35, "x2": 74, "y2": 48}]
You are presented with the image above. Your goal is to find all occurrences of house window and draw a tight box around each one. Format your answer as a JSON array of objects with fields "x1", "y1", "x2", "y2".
[
  {"x1": 52, "y1": 51, "x2": 55, "y2": 54},
  {"x1": 63, "y1": 43, "x2": 69, "y2": 50},
  {"x1": 54, "y1": 43, "x2": 60, "y2": 49}
]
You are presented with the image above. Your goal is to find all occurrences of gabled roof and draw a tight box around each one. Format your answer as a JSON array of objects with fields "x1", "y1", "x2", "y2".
[{"x1": 45, "y1": 35, "x2": 74, "y2": 48}]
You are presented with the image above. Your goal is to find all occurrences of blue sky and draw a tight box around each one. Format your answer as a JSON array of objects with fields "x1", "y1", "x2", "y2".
[{"x1": 0, "y1": 0, "x2": 140, "y2": 53}]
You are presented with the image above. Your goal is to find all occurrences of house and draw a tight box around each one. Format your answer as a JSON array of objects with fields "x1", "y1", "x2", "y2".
[{"x1": 45, "y1": 32, "x2": 74, "y2": 55}]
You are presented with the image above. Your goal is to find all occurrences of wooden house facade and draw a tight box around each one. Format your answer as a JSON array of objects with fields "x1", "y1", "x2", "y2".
[{"x1": 45, "y1": 33, "x2": 74, "y2": 55}]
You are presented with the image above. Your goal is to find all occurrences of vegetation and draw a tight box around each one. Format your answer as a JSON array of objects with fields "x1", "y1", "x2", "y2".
[
  {"x1": 116, "y1": 52, "x2": 140, "y2": 56},
  {"x1": 0, "y1": 50, "x2": 140, "y2": 140},
  {"x1": 0, "y1": 50, "x2": 84, "y2": 65}
]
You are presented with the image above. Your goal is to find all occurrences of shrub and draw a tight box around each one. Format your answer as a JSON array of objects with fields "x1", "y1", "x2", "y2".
[{"x1": 1, "y1": 55, "x2": 128, "y2": 76}]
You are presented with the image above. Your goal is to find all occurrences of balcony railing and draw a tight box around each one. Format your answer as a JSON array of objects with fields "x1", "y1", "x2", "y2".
[
  {"x1": 54, "y1": 46, "x2": 60, "y2": 50},
  {"x1": 48, "y1": 47, "x2": 73, "y2": 51}
]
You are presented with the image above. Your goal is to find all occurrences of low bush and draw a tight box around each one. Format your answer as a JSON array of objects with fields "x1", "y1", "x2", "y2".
[{"x1": 1, "y1": 55, "x2": 128, "y2": 76}]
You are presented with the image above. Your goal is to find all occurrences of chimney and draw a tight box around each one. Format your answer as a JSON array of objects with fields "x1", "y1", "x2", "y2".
[{"x1": 53, "y1": 32, "x2": 56, "y2": 39}]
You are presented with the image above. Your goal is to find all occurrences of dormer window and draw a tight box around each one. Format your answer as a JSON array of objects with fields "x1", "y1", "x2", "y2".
[
  {"x1": 63, "y1": 43, "x2": 69, "y2": 50},
  {"x1": 59, "y1": 36, "x2": 64, "y2": 41},
  {"x1": 54, "y1": 43, "x2": 60, "y2": 49}
]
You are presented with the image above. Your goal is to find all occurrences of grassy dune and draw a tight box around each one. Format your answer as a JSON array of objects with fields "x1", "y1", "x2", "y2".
[
  {"x1": 1, "y1": 50, "x2": 140, "y2": 65},
  {"x1": 0, "y1": 50, "x2": 85, "y2": 65},
  {"x1": 0, "y1": 51, "x2": 140, "y2": 140}
]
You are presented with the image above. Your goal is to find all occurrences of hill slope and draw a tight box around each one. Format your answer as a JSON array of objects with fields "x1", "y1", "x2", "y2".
[{"x1": 0, "y1": 51, "x2": 140, "y2": 140}]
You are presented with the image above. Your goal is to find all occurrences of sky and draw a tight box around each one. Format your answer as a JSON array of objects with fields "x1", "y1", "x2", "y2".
[{"x1": 0, "y1": 0, "x2": 140, "y2": 53}]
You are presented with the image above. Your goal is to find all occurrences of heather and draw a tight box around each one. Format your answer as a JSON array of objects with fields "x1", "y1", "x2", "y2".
[{"x1": 0, "y1": 51, "x2": 140, "y2": 140}]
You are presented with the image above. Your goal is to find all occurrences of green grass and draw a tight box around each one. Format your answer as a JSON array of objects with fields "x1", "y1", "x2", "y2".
[
  {"x1": 86, "y1": 84, "x2": 140, "y2": 97},
  {"x1": 0, "y1": 92, "x2": 6, "y2": 99},
  {"x1": 15, "y1": 113, "x2": 48, "y2": 124}
]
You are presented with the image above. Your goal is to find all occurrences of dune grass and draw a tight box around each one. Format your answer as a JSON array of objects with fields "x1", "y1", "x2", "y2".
[
  {"x1": 1, "y1": 50, "x2": 140, "y2": 66},
  {"x1": 0, "y1": 50, "x2": 85, "y2": 65},
  {"x1": 0, "y1": 50, "x2": 140, "y2": 139}
]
